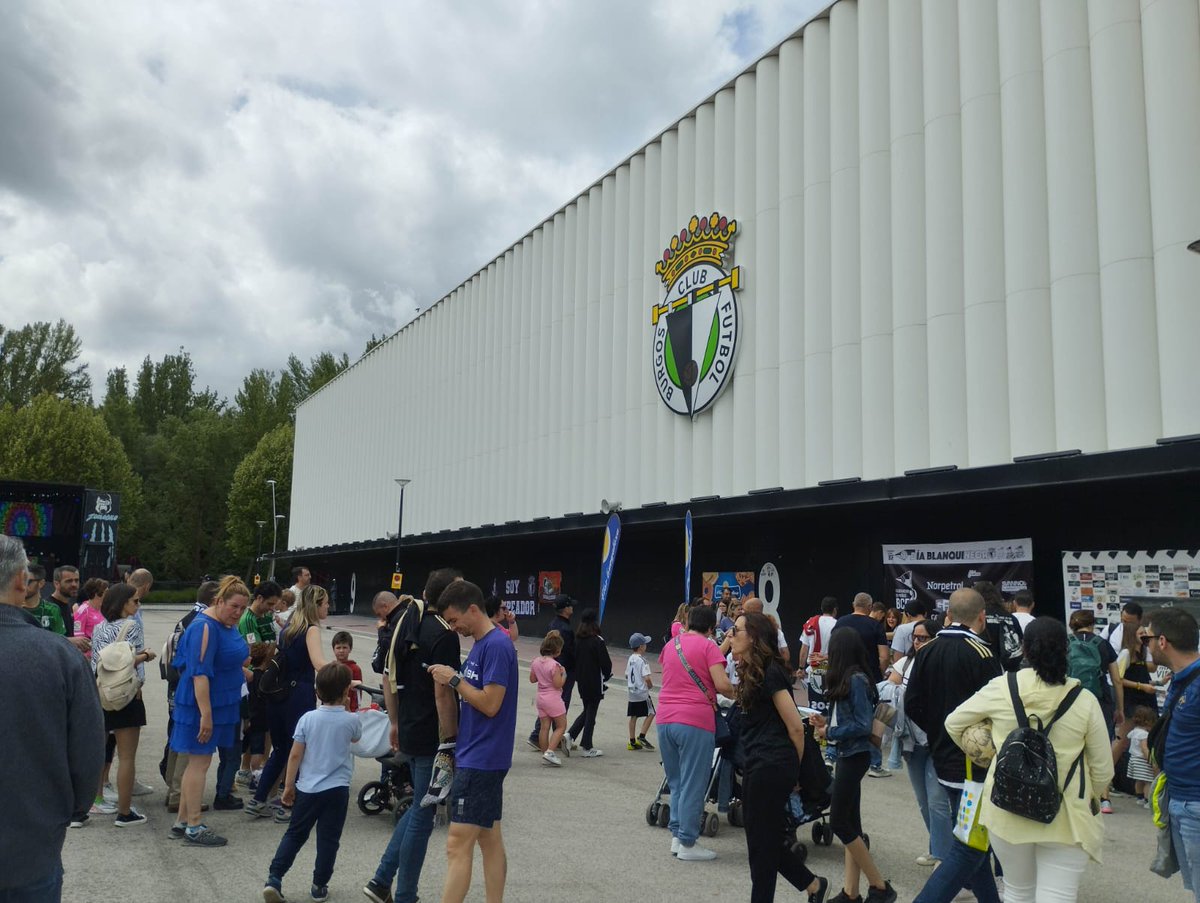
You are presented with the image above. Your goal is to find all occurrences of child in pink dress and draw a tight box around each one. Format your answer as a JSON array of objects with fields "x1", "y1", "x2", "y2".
[{"x1": 529, "y1": 631, "x2": 568, "y2": 766}]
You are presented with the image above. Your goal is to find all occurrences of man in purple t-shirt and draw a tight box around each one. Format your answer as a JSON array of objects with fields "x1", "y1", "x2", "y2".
[{"x1": 428, "y1": 580, "x2": 518, "y2": 903}]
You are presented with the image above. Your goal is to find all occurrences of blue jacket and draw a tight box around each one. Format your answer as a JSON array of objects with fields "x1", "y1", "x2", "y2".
[
  {"x1": 827, "y1": 671, "x2": 875, "y2": 758},
  {"x1": 1164, "y1": 658, "x2": 1200, "y2": 802}
]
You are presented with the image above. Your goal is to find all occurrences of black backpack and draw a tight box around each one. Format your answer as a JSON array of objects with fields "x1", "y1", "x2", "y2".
[
  {"x1": 259, "y1": 636, "x2": 296, "y2": 702},
  {"x1": 990, "y1": 672, "x2": 1084, "y2": 824}
]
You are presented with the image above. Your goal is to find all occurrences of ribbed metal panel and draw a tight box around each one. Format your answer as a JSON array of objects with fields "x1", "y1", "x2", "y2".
[{"x1": 290, "y1": 0, "x2": 1200, "y2": 548}]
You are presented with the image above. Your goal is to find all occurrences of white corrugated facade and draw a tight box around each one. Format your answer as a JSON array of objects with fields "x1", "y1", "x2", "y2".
[{"x1": 291, "y1": 0, "x2": 1200, "y2": 550}]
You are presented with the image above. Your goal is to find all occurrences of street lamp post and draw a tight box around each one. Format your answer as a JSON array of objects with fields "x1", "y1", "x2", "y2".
[
  {"x1": 394, "y1": 479, "x2": 411, "y2": 576},
  {"x1": 254, "y1": 519, "x2": 266, "y2": 579},
  {"x1": 267, "y1": 479, "x2": 278, "y2": 580}
]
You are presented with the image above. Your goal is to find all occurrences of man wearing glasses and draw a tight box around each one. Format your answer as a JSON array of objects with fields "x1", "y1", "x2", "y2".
[{"x1": 1143, "y1": 608, "x2": 1200, "y2": 902}]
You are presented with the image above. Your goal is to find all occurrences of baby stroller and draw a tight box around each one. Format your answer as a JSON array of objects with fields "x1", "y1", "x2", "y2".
[
  {"x1": 355, "y1": 686, "x2": 415, "y2": 823},
  {"x1": 645, "y1": 704, "x2": 741, "y2": 838}
]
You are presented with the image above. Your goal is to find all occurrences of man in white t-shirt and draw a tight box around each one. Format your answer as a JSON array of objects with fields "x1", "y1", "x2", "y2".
[
  {"x1": 1011, "y1": 591, "x2": 1035, "y2": 631},
  {"x1": 797, "y1": 596, "x2": 839, "y2": 673},
  {"x1": 890, "y1": 599, "x2": 930, "y2": 663}
]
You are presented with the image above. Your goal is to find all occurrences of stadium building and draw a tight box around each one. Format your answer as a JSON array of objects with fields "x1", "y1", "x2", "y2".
[{"x1": 286, "y1": 0, "x2": 1200, "y2": 644}]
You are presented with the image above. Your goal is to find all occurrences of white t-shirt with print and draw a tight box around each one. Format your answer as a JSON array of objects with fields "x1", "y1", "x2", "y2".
[{"x1": 626, "y1": 652, "x2": 651, "y2": 702}]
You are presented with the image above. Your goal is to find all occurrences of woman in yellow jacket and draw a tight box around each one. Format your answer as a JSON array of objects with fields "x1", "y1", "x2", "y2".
[{"x1": 945, "y1": 617, "x2": 1114, "y2": 903}]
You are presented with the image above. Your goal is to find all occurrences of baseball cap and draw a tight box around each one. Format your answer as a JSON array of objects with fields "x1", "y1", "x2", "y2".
[
  {"x1": 629, "y1": 632, "x2": 652, "y2": 649},
  {"x1": 554, "y1": 595, "x2": 576, "y2": 611}
]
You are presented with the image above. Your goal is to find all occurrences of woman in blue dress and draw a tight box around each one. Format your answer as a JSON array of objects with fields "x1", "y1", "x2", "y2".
[
  {"x1": 245, "y1": 584, "x2": 330, "y2": 820},
  {"x1": 170, "y1": 575, "x2": 251, "y2": 846}
]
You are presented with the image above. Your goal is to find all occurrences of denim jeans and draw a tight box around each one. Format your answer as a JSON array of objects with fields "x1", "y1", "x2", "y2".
[
  {"x1": 717, "y1": 757, "x2": 734, "y2": 812},
  {"x1": 268, "y1": 785, "x2": 350, "y2": 889},
  {"x1": 373, "y1": 755, "x2": 436, "y2": 903},
  {"x1": 215, "y1": 740, "x2": 240, "y2": 799},
  {"x1": 886, "y1": 731, "x2": 904, "y2": 770},
  {"x1": 1170, "y1": 797, "x2": 1200, "y2": 901},
  {"x1": 659, "y1": 722, "x2": 715, "y2": 847},
  {"x1": 904, "y1": 746, "x2": 953, "y2": 861},
  {"x1": 913, "y1": 788, "x2": 1000, "y2": 903},
  {"x1": 870, "y1": 742, "x2": 882, "y2": 769},
  {"x1": 0, "y1": 861, "x2": 62, "y2": 903}
]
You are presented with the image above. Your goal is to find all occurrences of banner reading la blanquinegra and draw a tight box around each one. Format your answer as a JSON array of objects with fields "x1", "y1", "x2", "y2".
[{"x1": 882, "y1": 538, "x2": 1034, "y2": 614}]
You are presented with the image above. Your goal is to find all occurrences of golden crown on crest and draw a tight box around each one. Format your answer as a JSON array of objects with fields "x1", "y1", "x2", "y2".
[{"x1": 654, "y1": 212, "x2": 738, "y2": 288}]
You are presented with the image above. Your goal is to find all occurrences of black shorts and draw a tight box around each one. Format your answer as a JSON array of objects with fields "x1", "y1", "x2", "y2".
[
  {"x1": 449, "y1": 767, "x2": 507, "y2": 829},
  {"x1": 104, "y1": 695, "x2": 147, "y2": 732},
  {"x1": 627, "y1": 700, "x2": 650, "y2": 718},
  {"x1": 242, "y1": 728, "x2": 267, "y2": 755}
]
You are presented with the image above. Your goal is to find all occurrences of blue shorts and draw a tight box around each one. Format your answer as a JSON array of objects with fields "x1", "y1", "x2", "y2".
[{"x1": 449, "y1": 767, "x2": 508, "y2": 829}]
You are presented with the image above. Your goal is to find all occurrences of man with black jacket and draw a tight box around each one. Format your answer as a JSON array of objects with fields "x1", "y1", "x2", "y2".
[
  {"x1": 364, "y1": 568, "x2": 462, "y2": 903},
  {"x1": 526, "y1": 595, "x2": 577, "y2": 750},
  {"x1": 371, "y1": 591, "x2": 403, "y2": 675},
  {"x1": 906, "y1": 587, "x2": 1003, "y2": 903}
]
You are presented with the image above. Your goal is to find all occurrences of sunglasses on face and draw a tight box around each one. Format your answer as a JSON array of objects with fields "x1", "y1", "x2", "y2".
[{"x1": 913, "y1": 634, "x2": 929, "y2": 644}]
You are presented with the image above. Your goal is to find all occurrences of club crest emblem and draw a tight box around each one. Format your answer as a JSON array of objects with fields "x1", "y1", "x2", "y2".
[{"x1": 651, "y1": 212, "x2": 743, "y2": 417}]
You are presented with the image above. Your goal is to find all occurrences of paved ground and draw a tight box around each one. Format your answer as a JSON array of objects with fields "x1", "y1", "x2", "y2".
[{"x1": 61, "y1": 610, "x2": 1183, "y2": 902}]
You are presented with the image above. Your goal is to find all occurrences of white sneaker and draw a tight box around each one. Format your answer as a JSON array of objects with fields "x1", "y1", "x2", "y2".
[
  {"x1": 542, "y1": 750, "x2": 562, "y2": 767},
  {"x1": 670, "y1": 837, "x2": 681, "y2": 856},
  {"x1": 676, "y1": 842, "x2": 717, "y2": 861},
  {"x1": 90, "y1": 799, "x2": 117, "y2": 816},
  {"x1": 580, "y1": 748, "x2": 604, "y2": 758},
  {"x1": 915, "y1": 854, "x2": 940, "y2": 867},
  {"x1": 102, "y1": 783, "x2": 118, "y2": 803},
  {"x1": 132, "y1": 779, "x2": 154, "y2": 796}
]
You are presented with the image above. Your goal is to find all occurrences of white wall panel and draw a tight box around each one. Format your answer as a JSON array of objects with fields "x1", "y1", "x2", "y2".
[{"x1": 290, "y1": 0, "x2": 1200, "y2": 548}]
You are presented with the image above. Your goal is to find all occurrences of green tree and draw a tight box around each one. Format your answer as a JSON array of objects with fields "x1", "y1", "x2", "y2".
[
  {"x1": 135, "y1": 410, "x2": 241, "y2": 578},
  {"x1": 132, "y1": 349, "x2": 221, "y2": 435},
  {"x1": 281, "y1": 351, "x2": 350, "y2": 402},
  {"x1": 225, "y1": 423, "x2": 294, "y2": 572},
  {"x1": 0, "y1": 394, "x2": 142, "y2": 534},
  {"x1": 99, "y1": 367, "x2": 145, "y2": 469},
  {"x1": 0, "y1": 319, "x2": 92, "y2": 407}
]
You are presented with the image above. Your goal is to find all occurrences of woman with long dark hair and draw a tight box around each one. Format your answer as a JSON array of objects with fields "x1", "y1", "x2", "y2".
[
  {"x1": 731, "y1": 611, "x2": 829, "y2": 903},
  {"x1": 810, "y1": 629, "x2": 896, "y2": 903},
  {"x1": 946, "y1": 617, "x2": 1113, "y2": 902},
  {"x1": 246, "y1": 584, "x2": 330, "y2": 821},
  {"x1": 567, "y1": 608, "x2": 611, "y2": 756}
]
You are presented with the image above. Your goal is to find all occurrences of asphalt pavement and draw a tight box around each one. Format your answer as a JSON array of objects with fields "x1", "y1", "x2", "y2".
[{"x1": 58, "y1": 610, "x2": 1182, "y2": 902}]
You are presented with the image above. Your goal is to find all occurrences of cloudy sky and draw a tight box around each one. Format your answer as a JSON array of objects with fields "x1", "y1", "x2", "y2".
[{"x1": 1, "y1": 0, "x2": 824, "y2": 401}]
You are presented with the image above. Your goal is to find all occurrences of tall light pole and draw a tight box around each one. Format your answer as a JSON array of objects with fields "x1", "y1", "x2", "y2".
[
  {"x1": 271, "y1": 514, "x2": 286, "y2": 581},
  {"x1": 394, "y1": 479, "x2": 411, "y2": 579},
  {"x1": 250, "y1": 519, "x2": 266, "y2": 583},
  {"x1": 267, "y1": 478, "x2": 279, "y2": 580}
]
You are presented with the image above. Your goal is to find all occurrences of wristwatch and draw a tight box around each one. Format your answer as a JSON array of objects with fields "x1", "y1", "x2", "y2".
[{"x1": 448, "y1": 673, "x2": 462, "y2": 689}]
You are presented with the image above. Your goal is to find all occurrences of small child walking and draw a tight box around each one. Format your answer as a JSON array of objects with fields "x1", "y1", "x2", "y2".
[
  {"x1": 262, "y1": 662, "x2": 362, "y2": 903},
  {"x1": 1126, "y1": 705, "x2": 1158, "y2": 807},
  {"x1": 530, "y1": 631, "x2": 568, "y2": 766},
  {"x1": 626, "y1": 632, "x2": 656, "y2": 750},
  {"x1": 331, "y1": 630, "x2": 363, "y2": 712},
  {"x1": 238, "y1": 642, "x2": 274, "y2": 787}
]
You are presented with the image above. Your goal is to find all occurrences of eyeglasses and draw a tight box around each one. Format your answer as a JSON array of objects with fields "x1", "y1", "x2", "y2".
[
  {"x1": 727, "y1": 625, "x2": 740, "y2": 637},
  {"x1": 912, "y1": 634, "x2": 929, "y2": 644}
]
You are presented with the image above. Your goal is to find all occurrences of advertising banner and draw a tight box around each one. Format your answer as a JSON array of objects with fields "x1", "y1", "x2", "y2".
[
  {"x1": 684, "y1": 510, "x2": 693, "y2": 606},
  {"x1": 81, "y1": 490, "x2": 120, "y2": 577},
  {"x1": 488, "y1": 574, "x2": 540, "y2": 618},
  {"x1": 538, "y1": 571, "x2": 562, "y2": 605},
  {"x1": 702, "y1": 570, "x2": 756, "y2": 604},
  {"x1": 1062, "y1": 550, "x2": 1200, "y2": 625},
  {"x1": 598, "y1": 513, "x2": 622, "y2": 623},
  {"x1": 882, "y1": 539, "x2": 1034, "y2": 614}
]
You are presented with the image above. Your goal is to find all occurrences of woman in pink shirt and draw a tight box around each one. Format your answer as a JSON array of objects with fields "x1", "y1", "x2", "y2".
[
  {"x1": 658, "y1": 605, "x2": 733, "y2": 861},
  {"x1": 73, "y1": 578, "x2": 108, "y2": 658},
  {"x1": 669, "y1": 603, "x2": 691, "y2": 640}
]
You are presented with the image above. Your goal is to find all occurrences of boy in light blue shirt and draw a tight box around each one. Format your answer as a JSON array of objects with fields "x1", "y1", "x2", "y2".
[{"x1": 262, "y1": 663, "x2": 362, "y2": 903}]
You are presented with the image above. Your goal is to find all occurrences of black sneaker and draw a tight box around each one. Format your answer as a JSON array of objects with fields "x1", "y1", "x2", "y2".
[
  {"x1": 865, "y1": 882, "x2": 896, "y2": 903},
  {"x1": 69, "y1": 814, "x2": 89, "y2": 829},
  {"x1": 828, "y1": 893, "x2": 862, "y2": 903},
  {"x1": 809, "y1": 877, "x2": 830, "y2": 903},
  {"x1": 310, "y1": 885, "x2": 329, "y2": 902},
  {"x1": 362, "y1": 879, "x2": 394, "y2": 903},
  {"x1": 213, "y1": 795, "x2": 244, "y2": 810},
  {"x1": 114, "y1": 809, "x2": 148, "y2": 827},
  {"x1": 262, "y1": 884, "x2": 286, "y2": 903},
  {"x1": 168, "y1": 822, "x2": 187, "y2": 840},
  {"x1": 638, "y1": 735, "x2": 655, "y2": 750}
]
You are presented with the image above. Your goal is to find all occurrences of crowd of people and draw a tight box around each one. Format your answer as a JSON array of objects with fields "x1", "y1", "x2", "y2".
[{"x1": 3, "y1": 531, "x2": 1199, "y2": 903}]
